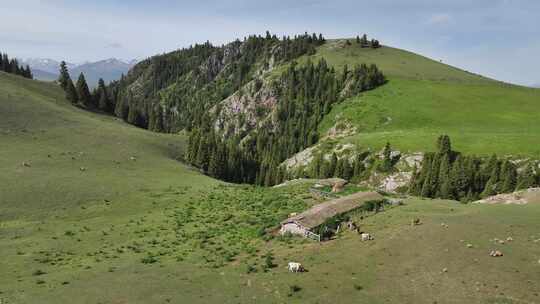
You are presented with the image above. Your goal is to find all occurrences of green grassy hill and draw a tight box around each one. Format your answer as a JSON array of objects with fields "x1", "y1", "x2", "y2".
[
  {"x1": 0, "y1": 72, "x2": 216, "y2": 220},
  {"x1": 0, "y1": 71, "x2": 309, "y2": 302},
  {"x1": 307, "y1": 40, "x2": 540, "y2": 157},
  {"x1": 2, "y1": 39, "x2": 540, "y2": 304}
]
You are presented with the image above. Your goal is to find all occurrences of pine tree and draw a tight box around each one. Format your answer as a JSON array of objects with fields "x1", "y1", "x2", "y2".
[
  {"x1": 421, "y1": 169, "x2": 433, "y2": 197},
  {"x1": 208, "y1": 148, "x2": 219, "y2": 177},
  {"x1": 329, "y1": 153, "x2": 338, "y2": 177},
  {"x1": 516, "y1": 164, "x2": 536, "y2": 190},
  {"x1": 341, "y1": 64, "x2": 349, "y2": 84},
  {"x1": 10, "y1": 58, "x2": 20, "y2": 74},
  {"x1": 481, "y1": 163, "x2": 501, "y2": 198},
  {"x1": 342, "y1": 159, "x2": 353, "y2": 180},
  {"x1": 481, "y1": 176, "x2": 497, "y2": 198},
  {"x1": 23, "y1": 65, "x2": 33, "y2": 79},
  {"x1": 2, "y1": 53, "x2": 10, "y2": 72},
  {"x1": 379, "y1": 142, "x2": 393, "y2": 172},
  {"x1": 437, "y1": 135, "x2": 452, "y2": 155},
  {"x1": 335, "y1": 158, "x2": 345, "y2": 178},
  {"x1": 187, "y1": 129, "x2": 200, "y2": 163},
  {"x1": 320, "y1": 159, "x2": 331, "y2": 178},
  {"x1": 353, "y1": 154, "x2": 365, "y2": 180},
  {"x1": 408, "y1": 165, "x2": 419, "y2": 194},
  {"x1": 311, "y1": 153, "x2": 323, "y2": 178},
  {"x1": 360, "y1": 34, "x2": 369, "y2": 47},
  {"x1": 208, "y1": 144, "x2": 225, "y2": 178},
  {"x1": 480, "y1": 154, "x2": 498, "y2": 184},
  {"x1": 413, "y1": 153, "x2": 433, "y2": 196},
  {"x1": 97, "y1": 78, "x2": 109, "y2": 111},
  {"x1": 428, "y1": 153, "x2": 441, "y2": 196},
  {"x1": 440, "y1": 177, "x2": 453, "y2": 199},
  {"x1": 65, "y1": 78, "x2": 78, "y2": 104},
  {"x1": 463, "y1": 188, "x2": 474, "y2": 203},
  {"x1": 76, "y1": 73, "x2": 92, "y2": 107},
  {"x1": 150, "y1": 107, "x2": 164, "y2": 132},
  {"x1": 58, "y1": 61, "x2": 70, "y2": 90},
  {"x1": 197, "y1": 136, "x2": 210, "y2": 170},
  {"x1": 438, "y1": 153, "x2": 451, "y2": 197},
  {"x1": 264, "y1": 164, "x2": 274, "y2": 186},
  {"x1": 500, "y1": 160, "x2": 517, "y2": 193},
  {"x1": 449, "y1": 156, "x2": 468, "y2": 199}
]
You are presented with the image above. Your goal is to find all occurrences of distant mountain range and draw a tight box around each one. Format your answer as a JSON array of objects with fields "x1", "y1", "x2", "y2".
[{"x1": 21, "y1": 58, "x2": 137, "y2": 87}]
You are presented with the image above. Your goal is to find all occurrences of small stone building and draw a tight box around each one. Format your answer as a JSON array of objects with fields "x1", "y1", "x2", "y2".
[{"x1": 280, "y1": 191, "x2": 383, "y2": 241}]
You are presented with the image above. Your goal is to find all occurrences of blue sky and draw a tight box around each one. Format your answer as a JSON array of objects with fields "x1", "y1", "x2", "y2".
[{"x1": 1, "y1": 0, "x2": 539, "y2": 86}]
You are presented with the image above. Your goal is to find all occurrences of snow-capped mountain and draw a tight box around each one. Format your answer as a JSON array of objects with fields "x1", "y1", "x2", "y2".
[
  {"x1": 21, "y1": 58, "x2": 137, "y2": 87},
  {"x1": 20, "y1": 58, "x2": 75, "y2": 75},
  {"x1": 70, "y1": 58, "x2": 136, "y2": 87}
]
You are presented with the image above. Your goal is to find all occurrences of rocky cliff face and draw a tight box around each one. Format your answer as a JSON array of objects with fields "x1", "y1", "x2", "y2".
[
  {"x1": 113, "y1": 37, "x2": 290, "y2": 132},
  {"x1": 280, "y1": 121, "x2": 425, "y2": 193},
  {"x1": 212, "y1": 79, "x2": 279, "y2": 138},
  {"x1": 199, "y1": 42, "x2": 242, "y2": 82}
]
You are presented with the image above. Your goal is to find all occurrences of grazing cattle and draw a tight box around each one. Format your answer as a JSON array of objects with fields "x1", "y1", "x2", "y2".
[
  {"x1": 361, "y1": 233, "x2": 373, "y2": 241},
  {"x1": 288, "y1": 262, "x2": 303, "y2": 273},
  {"x1": 489, "y1": 250, "x2": 503, "y2": 257}
]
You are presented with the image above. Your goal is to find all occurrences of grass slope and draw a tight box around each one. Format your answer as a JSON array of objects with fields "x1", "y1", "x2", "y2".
[
  {"x1": 309, "y1": 40, "x2": 540, "y2": 157},
  {"x1": 0, "y1": 72, "x2": 215, "y2": 220},
  {"x1": 0, "y1": 72, "x2": 309, "y2": 302},
  {"x1": 2, "y1": 48, "x2": 540, "y2": 304}
]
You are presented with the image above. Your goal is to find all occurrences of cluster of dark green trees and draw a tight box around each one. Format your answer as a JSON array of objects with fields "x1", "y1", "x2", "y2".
[
  {"x1": 308, "y1": 151, "x2": 368, "y2": 181},
  {"x1": 352, "y1": 34, "x2": 381, "y2": 48},
  {"x1": 0, "y1": 52, "x2": 32, "y2": 79},
  {"x1": 296, "y1": 142, "x2": 396, "y2": 182},
  {"x1": 103, "y1": 32, "x2": 326, "y2": 132},
  {"x1": 409, "y1": 135, "x2": 540, "y2": 202},
  {"x1": 58, "y1": 61, "x2": 114, "y2": 112},
  {"x1": 186, "y1": 57, "x2": 385, "y2": 185}
]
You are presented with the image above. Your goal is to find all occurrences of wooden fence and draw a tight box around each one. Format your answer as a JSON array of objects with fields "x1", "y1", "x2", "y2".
[{"x1": 304, "y1": 230, "x2": 321, "y2": 242}]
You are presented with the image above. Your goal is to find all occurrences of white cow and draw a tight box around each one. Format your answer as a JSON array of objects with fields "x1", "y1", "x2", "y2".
[
  {"x1": 361, "y1": 233, "x2": 374, "y2": 241},
  {"x1": 288, "y1": 262, "x2": 303, "y2": 273}
]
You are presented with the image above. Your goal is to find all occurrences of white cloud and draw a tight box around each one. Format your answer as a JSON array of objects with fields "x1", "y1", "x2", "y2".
[
  {"x1": 427, "y1": 13, "x2": 452, "y2": 25},
  {"x1": 106, "y1": 42, "x2": 123, "y2": 49}
]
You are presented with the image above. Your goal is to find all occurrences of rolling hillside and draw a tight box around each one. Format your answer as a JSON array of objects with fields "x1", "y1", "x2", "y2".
[
  {"x1": 0, "y1": 71, "x2": 218, "y2": 220},
  {"x1": 94, "y1": 36, "x2": 540, "y2": 191},
  {"x1": 2, "y1": 36, "x2": 540, "y2": 304},
  {"x1": 304, "y1": 40, "x2": 540, "y2": 157}
]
